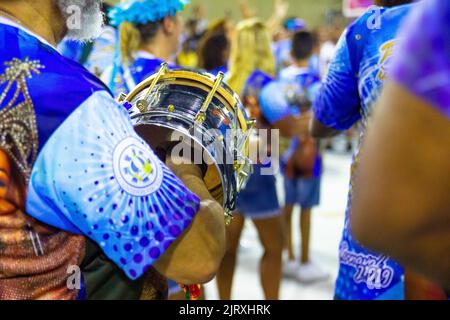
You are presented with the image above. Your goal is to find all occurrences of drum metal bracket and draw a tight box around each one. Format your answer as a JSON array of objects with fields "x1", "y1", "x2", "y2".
[
  {"x1": 117, "y1": 92, "x2": 127, "y2": 103},
  {"x1": 194, "y1": 72, "x2": 225, "y2": 124},
  {"x1": 136, "y1": 62, "x2": 169, "y2": 113},
  {"x1": 225, "y1": 212, "x2": 233, "y2": 226}
]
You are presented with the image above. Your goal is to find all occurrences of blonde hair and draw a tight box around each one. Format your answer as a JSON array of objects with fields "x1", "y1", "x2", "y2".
[
  {"x1": 119, "y1": 21, "x2": 141, "y2": 66},
  {"x1": 227, "y1": 18, "x2": 276, "y2": 95}
]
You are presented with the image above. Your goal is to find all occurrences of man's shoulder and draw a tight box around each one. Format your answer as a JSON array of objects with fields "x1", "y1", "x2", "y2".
[
  {"x1": 339, "y1": 4, "x2": 414, "y2": 73},
  {"x1": 346, "y1": 4, "x2": 412, "y2": 39},
  {"x1": 0, "y1": 23, "x2": 107, "y2": 94},
  {"x1": 0, "y1": 23, "x2": 111, "y2": 148}
]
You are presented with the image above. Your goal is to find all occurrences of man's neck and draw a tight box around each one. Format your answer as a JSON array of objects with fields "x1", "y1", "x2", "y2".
[
  {"x1": 0, "y1": 1, "x2": 65, "y2": 46},
  {"x1": 293, "y1": 59, "x2": 310, "y2": 68},
  {"x1": 141, "y1": 34, "x2": 175, "y2": 62}
]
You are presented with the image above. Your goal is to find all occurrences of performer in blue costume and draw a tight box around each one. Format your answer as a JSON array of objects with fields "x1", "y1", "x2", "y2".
[
  {"x1": 0, "y1": 0, "x2": 226, "y2": 300},
  {"x1": 310, "y1": 0, "x2": 435, "y2": 300},
  {"x1": 102, "y1": 0, "x2": 187, "y2": 97},
  {"x1": 351, "y1": 0, "x2": 450, "y2": 299},
  {"x1": 351, "y1": 0, "x2": 450, "y2": 298}
]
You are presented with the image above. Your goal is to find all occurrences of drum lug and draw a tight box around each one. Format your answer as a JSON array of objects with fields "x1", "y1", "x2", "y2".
[
  {"x1": 117, "y1": 92, "x2": 127, "y2": 103},
  {"x1": 233, "y1": 160, "x2": 240, "y2": 171},
  {"x1": 225, "y1": 212, "x2": 233, "y2": 226},
  {"x1": 195, "y1": 112, "x2": 207, "y2": 124},
  {"x1": 137, "y1": 100, "x2": 147, "y2": 113},
  {"x1": 246, "y1": 119, "x2": 257, "y2": 130}
]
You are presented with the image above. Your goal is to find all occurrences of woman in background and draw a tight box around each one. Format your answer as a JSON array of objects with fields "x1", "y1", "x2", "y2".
[
  {"x1": 216, "y1": 19, "x2": 284, "y2": 300},
  {"x1": 102, "y1": 0, "x2": 186, "y2": 97},
  {"x1": 197, "y1": 18, "x2": 233, "y2": 75}
]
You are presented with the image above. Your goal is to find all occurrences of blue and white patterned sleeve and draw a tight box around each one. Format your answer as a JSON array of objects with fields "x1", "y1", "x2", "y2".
[
  {"x1": 313, "y1": 30, "x2": 362, "y2": 130},
  {"x1": 26, "y1": 91, "x2": 201, "y2": 280}
]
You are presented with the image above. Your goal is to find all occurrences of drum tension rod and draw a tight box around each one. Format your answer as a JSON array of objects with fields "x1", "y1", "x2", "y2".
[
  {"x1": 233, "y1": 98, "x2": 241, "y2": 171},
  {"x1": 137, "y1": 62, "x2": 169, "y2": 113},
  {"x1": 241, "y1": 119, "x2": 257, "y2": 152},
  {"x1": 195, "y1": 72, "x2": 225, "y2": 124}
]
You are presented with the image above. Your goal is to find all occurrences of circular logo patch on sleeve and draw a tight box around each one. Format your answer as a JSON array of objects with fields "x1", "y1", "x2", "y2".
[{"x1": 113, "y1": 137, "x2": 163, "y2": 196}]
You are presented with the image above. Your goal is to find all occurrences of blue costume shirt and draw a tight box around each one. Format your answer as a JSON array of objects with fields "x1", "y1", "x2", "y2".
[
  {"x1": 103, "y1": 51, "x2": 178, "y2": 97},
  {"x1": 313, "y1": 4, "x2": 414, "y2": 300},
  {"x1": 0, "y1": 20, "x2": 200, "y2": 281}
]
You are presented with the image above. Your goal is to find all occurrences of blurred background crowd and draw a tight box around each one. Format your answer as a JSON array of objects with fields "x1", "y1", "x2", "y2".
[{"x1": 56, "y1": 0, "x2": 448, "y2": 300}]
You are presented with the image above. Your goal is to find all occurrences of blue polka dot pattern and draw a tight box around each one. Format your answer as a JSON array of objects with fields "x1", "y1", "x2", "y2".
[{"x1": 27, "y1": 91, "x2": 201, "y2": 280}]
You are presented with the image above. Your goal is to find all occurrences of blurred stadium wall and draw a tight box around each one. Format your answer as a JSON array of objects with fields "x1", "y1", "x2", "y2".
[{"x1": 105, "y1": 0, "x2": 344, "y2": 28}]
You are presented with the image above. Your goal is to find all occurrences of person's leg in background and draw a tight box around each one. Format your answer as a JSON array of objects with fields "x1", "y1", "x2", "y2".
[
  {"x1": 253, "y1": 215, "x2": 284, "y2": 300},
  {"x1": 296, "y1": 177, "x2": 329, "y2": 283},
  {"x1": 282, "y1": 177, "x2": 300, "y2": 277},
  {"x1": 216, "y1": 213, "x2": 245, "y2": 300},
  {"x1": 219, "y1": 168, "x2": 282, "y2": 299},
  {"x1": 283, "y1": 204, "x2": 296, "y2": 261},
  {"x1": 300, "y1": 207, "x2": 312, "y2": 264}
]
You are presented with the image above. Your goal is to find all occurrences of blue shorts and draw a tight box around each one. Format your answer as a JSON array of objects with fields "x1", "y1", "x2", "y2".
[
  {"x1": 284, "y1": 177, "x2": 321, "y2": 208},
  {"x1": 236, "y1": 166, "x2": 281, "y2": 219}
]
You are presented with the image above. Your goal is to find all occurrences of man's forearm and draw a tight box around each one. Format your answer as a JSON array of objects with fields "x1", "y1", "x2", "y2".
[
  {"x1": 153, "y1": 163, "x2": 226, "y2": 284},
  {"x1": 153, "y1": 200, "x2": 226, "y2": 284}
]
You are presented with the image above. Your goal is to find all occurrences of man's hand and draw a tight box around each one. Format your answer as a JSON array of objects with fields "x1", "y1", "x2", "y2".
[
  {"x1": 239, "y1": 0, "x2": 256, "y2": 19},
  {"x1": 153, "y1": 155, "x2": 226, "y2": 284},
  {"x1": 273, "y1": 0, "x2": 289, "y2": 21},
  {"x1": 165, "y1": 157, "x2": 203, "y2": 183}
]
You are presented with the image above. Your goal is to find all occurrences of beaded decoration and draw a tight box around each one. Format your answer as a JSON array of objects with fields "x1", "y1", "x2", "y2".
[
  {"x1": 0, "y1": 58, "x2": 43, "y2": 182},
  {"x1": 180, "y1": 284, "x2": 202, "y2": 300}
]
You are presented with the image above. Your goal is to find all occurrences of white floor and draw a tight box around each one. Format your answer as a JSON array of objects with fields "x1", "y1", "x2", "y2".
[{"x1": 205, "y1": 143, "x2": 353, "y2": 300}]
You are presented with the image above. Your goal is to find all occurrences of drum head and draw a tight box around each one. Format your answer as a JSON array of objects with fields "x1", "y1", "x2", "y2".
[
  {"x1": 126, "y1": 68, "x2": 252, "y2": 214},
  {"x1": 134, "y1": 124, "x2": 225, "y2": 206}
]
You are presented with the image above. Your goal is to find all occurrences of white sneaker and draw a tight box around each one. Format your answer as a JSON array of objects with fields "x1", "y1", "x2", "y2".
[
  {"x1": 296, "y1": 262, "x2": 329, "y2": 284},
  {"x1": 282, "y1": 260, "x2": 299, "y2": 279}
]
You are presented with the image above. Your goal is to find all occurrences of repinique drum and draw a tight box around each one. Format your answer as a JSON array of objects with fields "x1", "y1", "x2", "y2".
[{"x1": 119, "y1": 64, "x2": 254, "y2": 219}]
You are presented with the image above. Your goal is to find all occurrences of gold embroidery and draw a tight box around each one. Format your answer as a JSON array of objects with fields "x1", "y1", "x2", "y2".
[
  {"x1": 0, "y1": 59, "x2": 86, "y2": 300},
  {"x1": 0, "y1": 58, "x2": 44, "y2": 181}
]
